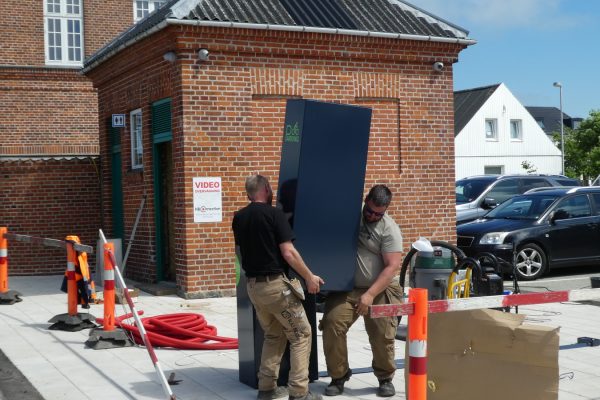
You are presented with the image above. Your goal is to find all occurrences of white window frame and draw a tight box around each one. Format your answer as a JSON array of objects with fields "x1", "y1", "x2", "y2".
[
  {"x1": 130, "y1": 109, "x2": 143, "y2": 170},
  {"x1": 43, "y1": 0, "x2": 84, "y2": 66},
  {"x1": 133, "y1": 0, "x2": 166, "y2": 22},
  {"x1": 485, "y1": 118, "x2": 498, "y2": 141},
  {"x1": 510, "y1": 119, "x2": 523, "y2": 141}
]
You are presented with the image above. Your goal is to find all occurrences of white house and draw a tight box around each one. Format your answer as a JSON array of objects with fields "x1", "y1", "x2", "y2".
[{"x1": 454, "y1": 83, "x2": 562, "y2": 179}]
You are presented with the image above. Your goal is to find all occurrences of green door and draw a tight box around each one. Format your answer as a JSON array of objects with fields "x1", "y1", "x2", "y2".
[
  {"x1": 152, "y1": 99, "x2": 173, "y2": 281},
  {"x1": 110, "y1": 123, "x2": 124, "y2": 239}
]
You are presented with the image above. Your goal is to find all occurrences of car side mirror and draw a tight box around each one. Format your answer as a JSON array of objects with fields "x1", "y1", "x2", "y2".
[
  {"x1": 549, "y1": 209, "x2": 569, "y2": 224},
  {"x1": 481, "y1": 197, "x2": 498, "y2": 210}
]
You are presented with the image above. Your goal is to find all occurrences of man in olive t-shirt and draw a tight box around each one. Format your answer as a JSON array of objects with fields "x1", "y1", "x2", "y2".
[{"x1": 321, "y1": 184, "x2": 403, "y2": 398}]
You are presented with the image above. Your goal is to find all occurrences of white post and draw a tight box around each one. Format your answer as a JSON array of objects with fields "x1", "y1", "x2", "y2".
[
  {"x1": 99, "y1": 229, "x2": 175, "y2": 400},
  {"x1": 553, "y1": 82, "x2": 565, "y2": 175}
]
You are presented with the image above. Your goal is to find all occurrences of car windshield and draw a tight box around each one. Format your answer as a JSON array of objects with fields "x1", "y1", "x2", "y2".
[
  {"x1": 484, "y1": 194, "x2": 559, "y2": 220},
  {"x1": 455, "y1": 177, "x2": 495, "y2": 204}
]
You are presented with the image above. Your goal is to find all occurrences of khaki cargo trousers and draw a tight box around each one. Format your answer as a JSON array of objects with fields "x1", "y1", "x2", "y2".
[
  {"x1": 321, "y1": 283, "x2": 402, "y2": 381},
  {"x1": 247, "y1": 275, "x2": 311, "y2": 398}
]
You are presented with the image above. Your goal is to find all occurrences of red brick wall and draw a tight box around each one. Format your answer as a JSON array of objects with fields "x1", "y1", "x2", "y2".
[
  {"x1": 0, "y1": 68, "x2": 99, "y2": 157},
  {"x1": 0, "y1": 0, "x2": 134, "y2": 66},
  {"x1": 0, "y1": 1, "x2": 135, "y2": 275},
  {"x1": 0, "y1": 159, "x2": 101, "y2": 274},
  {"x1": 0, "y1": 0, "x2": 45, "y2": 65},
  {"x1": 84, "y1": 0, "x2": 134, "y2": 59},
  {"x1": 87, "y1": 26, "x2": 463, "y2": 297}
]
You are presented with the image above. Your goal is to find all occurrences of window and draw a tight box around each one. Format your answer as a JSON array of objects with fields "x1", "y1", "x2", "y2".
[
  {"x1": 134, "y1": 0, "x2": 166, "y2": 22},
  {"x1": 44, "y1": 0, "x2": 83, "y2": 66},
  {"x1": 521, "y1": 178, "x2": 550, "y2": 193},
  {"x1": 484, "y1": 165, "x2": 504, "y2": 175},
  {"x1": 485, "y1": 119, "x2": 498, "y2": 141},
  {"x1": 486, "y1": 179, "x2": 520, "y2": 205},
  {"x1": 535, "y1": 118, "x2": 545, "y2": 129},
  {"x1": 554, "y1": 195, "x2": 592, "y2": 219},
  {"x1": 130, "y1": 109, "x2": 143, "y2": 169},
  {"x1": 592, "y1": 194, "x2": 600, "y2": 215},
  {"x1": 510, "y1": 119, "x2": 522, "y2": 140}
]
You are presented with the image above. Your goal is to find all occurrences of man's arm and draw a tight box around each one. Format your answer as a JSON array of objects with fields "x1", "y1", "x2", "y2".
[
  {"x1": 279, "y1": 241, "x2": 324, "y2": 294},
  {"x1": 355, "y1": 251, "x2": 402, "y2": 316}
]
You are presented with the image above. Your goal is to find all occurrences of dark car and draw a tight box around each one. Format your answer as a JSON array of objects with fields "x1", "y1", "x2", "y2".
[
  {"x1": 457, "y1": 187, "x2": 600, "y2": 280},
  {"x1": 455, "y1": 174, "x2": 579, "y2": 224}
]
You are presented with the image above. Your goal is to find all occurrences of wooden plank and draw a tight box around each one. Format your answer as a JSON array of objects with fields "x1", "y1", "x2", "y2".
[{"x1": 3, "y1": 233, "x2": 93, "y2": 253}]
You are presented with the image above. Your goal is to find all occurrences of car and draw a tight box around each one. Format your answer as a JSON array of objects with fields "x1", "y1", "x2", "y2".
[
  {"x1": 456, "y1": 186, "x2": 600, "y2": 280},
  {"x1": 455, "y1": 174, "x2": 579, "y2": 224}
]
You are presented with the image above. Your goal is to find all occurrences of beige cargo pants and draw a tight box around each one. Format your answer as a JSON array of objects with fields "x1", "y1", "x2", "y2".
[
  {"x1": 247, "y1": 275, "x2": 312, "y2": 398},
  {"x1": 321, "y1": 283, "x2": 402, "y2": 381}
]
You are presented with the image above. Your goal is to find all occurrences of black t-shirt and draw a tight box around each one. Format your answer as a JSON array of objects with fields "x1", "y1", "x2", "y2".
[{"x1": 232, "y1": 202, "x2": 295, "y2": 277}]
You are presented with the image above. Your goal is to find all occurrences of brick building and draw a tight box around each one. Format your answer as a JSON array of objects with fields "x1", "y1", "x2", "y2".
[
  {"x1": 0, "y1": 1, "x2": 167, "y2": 273},
  {"x1": 83, "y1": 0, "x2": 474, "y2": 298}
]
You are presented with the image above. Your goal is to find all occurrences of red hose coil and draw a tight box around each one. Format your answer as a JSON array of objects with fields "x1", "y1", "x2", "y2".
[{"x1": 97, "y1": 311, "x2": 238, "y2": 350}]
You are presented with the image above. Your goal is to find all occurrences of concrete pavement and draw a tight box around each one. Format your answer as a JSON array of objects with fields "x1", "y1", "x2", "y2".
[{"x1": 1, "y1": 275, "x2": 600, "y2": 399}]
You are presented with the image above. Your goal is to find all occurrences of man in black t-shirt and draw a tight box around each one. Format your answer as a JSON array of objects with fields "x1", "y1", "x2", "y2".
[{"x1": 232, "y1": 174, "x2": 324, "y2": 400}]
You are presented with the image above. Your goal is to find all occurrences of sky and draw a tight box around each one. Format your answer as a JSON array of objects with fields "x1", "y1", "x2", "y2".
[{"x1": 409, "y1": 0, "x2": 600, "y2": 119}]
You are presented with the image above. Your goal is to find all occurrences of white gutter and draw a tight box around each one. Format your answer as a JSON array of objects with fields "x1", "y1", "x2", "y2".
[{"x1": 82, "y1": 18, "x2": 476, "y2": 74}]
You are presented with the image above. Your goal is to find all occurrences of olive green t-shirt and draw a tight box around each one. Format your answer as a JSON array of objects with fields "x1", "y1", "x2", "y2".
[{"x1": 354, "y1": 213, "x2": 403, "y2": 288}]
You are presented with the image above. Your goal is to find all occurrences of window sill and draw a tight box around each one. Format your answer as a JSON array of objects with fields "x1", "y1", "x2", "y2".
[{"x1": 44, "y1": 62, "x2": 83, "y2": 69}]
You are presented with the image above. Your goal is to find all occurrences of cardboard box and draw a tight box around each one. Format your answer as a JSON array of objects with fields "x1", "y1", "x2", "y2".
[
  {"x1": 115, "y1": 288, "x2": 139, "y2": 304},
  {"x1": 406, "y1": 309, "x2": 559, "y2": 400}
]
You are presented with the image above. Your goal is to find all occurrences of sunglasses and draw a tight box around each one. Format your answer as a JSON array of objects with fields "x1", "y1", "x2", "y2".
[{"x1": 364, "y1": 204, "x2": 386, "y2": 218}]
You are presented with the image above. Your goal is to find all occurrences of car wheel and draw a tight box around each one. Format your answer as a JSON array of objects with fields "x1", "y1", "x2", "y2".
[{"x1": 514, "y1": 243, "x2": 547, "y2": 281}]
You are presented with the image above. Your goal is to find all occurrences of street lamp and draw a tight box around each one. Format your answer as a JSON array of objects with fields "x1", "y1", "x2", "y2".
[{"x1": 553, "y1": 82, "x2": 565, "y2": 175}]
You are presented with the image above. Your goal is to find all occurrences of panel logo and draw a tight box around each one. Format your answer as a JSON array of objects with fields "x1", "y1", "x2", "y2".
[{"x1": 284, "y1": 122, "x2": 300, "y2": 143}]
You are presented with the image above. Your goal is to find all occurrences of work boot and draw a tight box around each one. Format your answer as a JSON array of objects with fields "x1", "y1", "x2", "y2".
[
  {"x1": 324, "y1": 369, "x2": 352, "y2": 396},
  {"x1": 376, "y1": 379, "x2": 395, "y2": 397},
  {"x1": 289, "y1": 392, "x2": 323, "y2": 400},
  {"x1": 257, "y1": 386, "x2": 289, "y2": 400}
]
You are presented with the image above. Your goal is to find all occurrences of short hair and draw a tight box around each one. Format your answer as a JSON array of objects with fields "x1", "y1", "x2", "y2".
[
  {"x1": 245, "y1": 174, "x2": 270, "y2": 200},
  {"x1": 366, "y1": 184, "x2": 392, "y2": 207}
]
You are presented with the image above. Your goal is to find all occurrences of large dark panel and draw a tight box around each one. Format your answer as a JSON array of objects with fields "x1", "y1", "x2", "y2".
[
  {"x1": 278, "y1": 99, "x2": 372, "y2": 291},
  {"x1": 236, "y1": 266, "x2": 263, "y2": 387},
  {"x1": 237, "y1": 99, "x2": 372, "y2": 389}
]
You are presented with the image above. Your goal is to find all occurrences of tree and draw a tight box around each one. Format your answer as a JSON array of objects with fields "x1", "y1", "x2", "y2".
[
  {"x1": 553, "y1": 110, "x2": 600, "y2": 182},
  {"x1": 521, "y1": 160, "x2": 537, "y2": 174}
]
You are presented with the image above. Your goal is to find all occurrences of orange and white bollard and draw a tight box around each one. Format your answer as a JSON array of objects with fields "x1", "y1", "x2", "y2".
[
  {"x1": 48, "y1": 236, "x2": 96, "y2": 331},
  {"x1": 103, "y1": 242, "x2": 116, "y2": 331},
  {"x1": 85, "y1": 242, "x2": 133, "y2": 350},
  {"x1": 66, "y1": 236, "x2": 79, "y2": 316},
  {"x1": 0, "y1": 227, "x2": 22, "y2": 305},
  {"x1": 408, "y1": 288, "x2": 428, "y2": 400}
]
